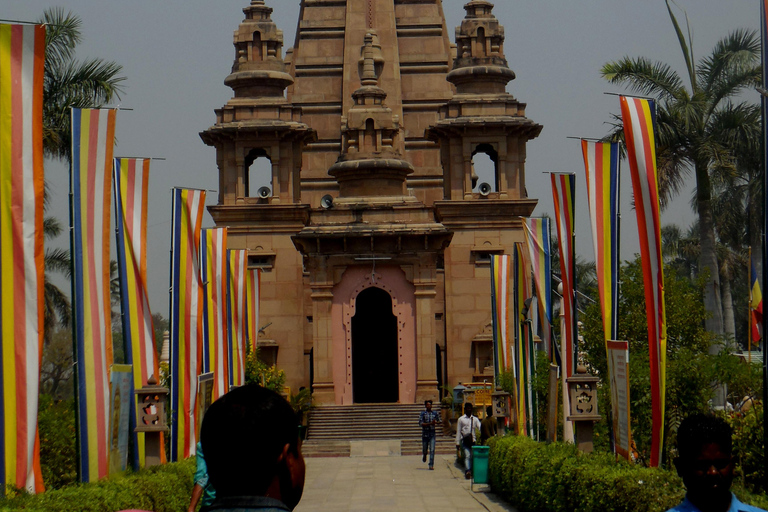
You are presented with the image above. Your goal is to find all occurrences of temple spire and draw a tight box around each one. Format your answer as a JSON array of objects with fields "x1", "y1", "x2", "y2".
[{"x1": 329, "y1": 31, "x2": 413, "y2": 198}]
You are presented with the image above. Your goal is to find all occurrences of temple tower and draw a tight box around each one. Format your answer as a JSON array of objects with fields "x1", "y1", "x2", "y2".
[
  {"x1": 201, "y1": 1, "x2": 316, "y2": 378},
  {"x1": 202, "y1": 0, "x2": 541, "y2": 404},
  {"x1": 427, "y1": 1, "x2": 541, "y2": 386}
]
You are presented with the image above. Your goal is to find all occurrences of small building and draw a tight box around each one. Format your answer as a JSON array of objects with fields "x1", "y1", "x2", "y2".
[{"x1": 200, "y1": 0, "x2": 542, "y2": 405}]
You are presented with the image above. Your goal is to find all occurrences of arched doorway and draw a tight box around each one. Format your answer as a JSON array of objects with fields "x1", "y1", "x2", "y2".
[{"x1": 351, "y1": 287, "x2": 399, "y2": 403}]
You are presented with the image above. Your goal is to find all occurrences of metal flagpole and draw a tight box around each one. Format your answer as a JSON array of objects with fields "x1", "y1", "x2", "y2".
[
  {"x1": 760, "y1": 0, "x2": 768, "y2": 488},
  {"x1": 68, "y1": 108, "x2": 82, "y2": 483}
]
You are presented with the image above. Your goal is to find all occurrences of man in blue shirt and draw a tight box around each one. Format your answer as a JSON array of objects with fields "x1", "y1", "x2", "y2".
[
  {"x1": 668, "y1": 414, "x2": 766, "y2": 512},
  {"x1": 188, "y1": 442, "x2": 216, "y2": 511},
  {"x1": 419, "y1": 400, "x2": 441, "y2": 470}
]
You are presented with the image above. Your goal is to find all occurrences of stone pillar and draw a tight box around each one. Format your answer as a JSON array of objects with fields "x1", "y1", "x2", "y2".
[
  {"x1": 311, "y1": 284, "x2": 336, "y2": 404},
  {"x1": 414, "y1": 273, "x2": 439, "y2": 403}
]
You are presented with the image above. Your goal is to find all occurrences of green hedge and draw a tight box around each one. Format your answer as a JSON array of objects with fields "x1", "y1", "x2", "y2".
[
  {"x1": 0, "y1": 458, "x2": 195, "y2": 511},
  {"x1": 488, "y1": 436, "x2": 768, "y2": 512}
]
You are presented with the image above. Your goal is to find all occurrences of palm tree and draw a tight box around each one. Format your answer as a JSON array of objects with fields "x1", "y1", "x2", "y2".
[
  {"x1": 37, "y1": 8, "x2": 126, "y2": 337},
  {"x1": 43, "y1": 216, "x2": 71, "y2": 344},
  {"x1": 601, "y1": 1, "x2": 760, "y2": 340},
  {"x1": 40, "y1": 7, "x2": 125, "y2": 161}
]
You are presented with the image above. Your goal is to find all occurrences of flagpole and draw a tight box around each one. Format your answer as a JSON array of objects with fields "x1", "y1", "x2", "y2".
[
  {"x1": 67, "y1": 108, "x2": 82, "y2": 483},
  {"x1": 760, "y1": 0, "x2": 768, "y2": 487},
  {"x1": 614, "y1": 149, "x2": 622, "y2": 341}
]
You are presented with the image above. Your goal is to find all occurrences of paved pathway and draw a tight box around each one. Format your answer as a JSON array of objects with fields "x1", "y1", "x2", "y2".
[{"x1": 296, "y1": 447, "x2": 516, "y2": 512}]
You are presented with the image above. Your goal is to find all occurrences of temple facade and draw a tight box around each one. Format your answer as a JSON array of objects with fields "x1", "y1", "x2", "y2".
[{"x1": 200, "y1": 0, "x2": 542, "y2": 405}]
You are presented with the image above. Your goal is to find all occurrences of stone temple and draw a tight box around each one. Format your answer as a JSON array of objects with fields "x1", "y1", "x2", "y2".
[{"x1": 200, "y1": 0, "x2": 541, "y2": 406}]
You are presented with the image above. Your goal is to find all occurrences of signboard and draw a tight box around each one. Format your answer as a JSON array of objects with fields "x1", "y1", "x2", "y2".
[
  {"x1": 109, "y1": 364, "x2": 133, "y2": 475},
  {"x1": 197, "y1": 372, "x2": 215, "y2": 437},
  {"x1": 606, "y1": 340, "x2": 631, "y2": 460}
]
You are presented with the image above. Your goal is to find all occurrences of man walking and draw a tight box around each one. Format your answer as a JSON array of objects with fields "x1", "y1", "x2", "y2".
[
  {"x1": 419, "y1": 400, "x2": 441, "y2": 470},
  {"x1": 480, "y1": 405, "x2": 498, "y2": 444},
  {"x1": 455, "y1": 403, "x2": 479, "y2": 479}
]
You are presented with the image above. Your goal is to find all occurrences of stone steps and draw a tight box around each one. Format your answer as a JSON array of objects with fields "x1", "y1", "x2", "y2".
[{"x1": 303, "y1": 404, "x2": 456, "y2": 458}]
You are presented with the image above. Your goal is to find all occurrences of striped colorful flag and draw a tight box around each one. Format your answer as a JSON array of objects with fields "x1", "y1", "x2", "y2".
[
  {"x1": 246, "y1": 268, "x2": 260, "y2": 355},
  {"x1": 113, "y1": 157, "x2": 159, "y2": 469},
  {"x1": 71, "y1": 108, "x2": 117, "y2": 482},
  {"x1": 169, "y1": 188, "x2": 206, "y2": 462},
  {"x1": 201, "y1": 228, "x2": 229, "y2": 401},
  {"x1": 490, "y1": 254, "x2": 513, "y2": 379},
  {"x1": 751, "y1": 257, "x2": 762, "y2": 346},
  {"x1": 620, "y1": 95, "x2": 667, "y2": 468},
  {"x1": 550, "y1": 173, "x2": 577, "y2": 377},
  {"x1": 228, "y1": 250, "x2": 248, "y2": 387},
  {"x1": 513, "y1": 243, "x2": 535, "y2": 438},
  {"x1": 522, "y1": 218, "x2": 552, "y2": 354},
  {"x1": 581, "y1": 140, "x2": 620, "y2": 342},
  {"x1": 0, "y1": 23, "x2": 46, "y2": 494},
  {"x1": 551, "y1": 173, "x2": 576, "y2": 443}
]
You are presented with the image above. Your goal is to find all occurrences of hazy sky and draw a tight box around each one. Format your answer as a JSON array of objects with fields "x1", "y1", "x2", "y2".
[{"x1": 6, "y1": 0, "x2": 760, "y2": 317}]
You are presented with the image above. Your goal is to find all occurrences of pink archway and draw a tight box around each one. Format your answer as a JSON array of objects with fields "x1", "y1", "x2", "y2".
[{"x1": 331, "y1": 266, "x2": 417, "y2": 404}]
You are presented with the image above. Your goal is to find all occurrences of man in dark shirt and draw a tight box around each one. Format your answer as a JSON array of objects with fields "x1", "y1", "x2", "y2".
[
  {"x1": 201, "y1": 384, "x2": 305, "y2": 512},
  {"x1": 480, "y1": 405, "x2": 498, "y2": 444},
  {"x1": 419, "y1": 400, "x2": 441, "y2": 470}
]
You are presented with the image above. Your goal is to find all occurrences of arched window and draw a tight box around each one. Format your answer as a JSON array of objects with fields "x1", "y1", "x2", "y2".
[
  {"x1": 471, "y1": 143, "x2": 498, "y2": 193},
  {"x1": 252, "y1": 31, "x2": 262, "y2": 61},
  {"x1": 476, "y1": 27, "x2": 486, "y2": 57},
  {"x1": 364, "y1": 118, "x2": 376, "y2": 152},
  {"x1": 245, "y1": 148, "x2": 272, "y2": 198}
]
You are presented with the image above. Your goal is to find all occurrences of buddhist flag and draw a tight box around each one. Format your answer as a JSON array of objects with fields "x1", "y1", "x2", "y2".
[
  {"x1": 581, "y1": 141, "x2": 620, "y2": 341},
  {"x1": 201, "y1": 228, "x2": 229, "y2": 401},
  {"x1": 0, "y1": 23, "x2": 45, "y2": 494},
  {"x1": 246, "y1": 268, "x2": 260, "y2": 355},
  {"x1": 169, "y1": 188, "x2": 206, "y2": 461},
  {"x1": 751, "y1": 257, "x2": 762, "y2": 345},
  {"x1": 620, "y1": 95, "x2": 666, "y2": 468},
  {"x1": 71, "y1": 107, "x2": 116, "y2": 482},
  {"x1": 550, "y1": 173, "x2": 577, "y2": 377},
  {"x1": 228, "y1": 250, "x2": 248, "y2": 387},
  {"x1": 490, "y1": 254, "x2": 513, "y2": 378},
  {"x1": 113, "y1": 157, "x2": 159, "y2": 469},
  {"x1": 523, "y1": 218, "x2": 552, "y2": 354},
  {"x1": 513, "y1": 243, "x2": 535, "y2": 438}
]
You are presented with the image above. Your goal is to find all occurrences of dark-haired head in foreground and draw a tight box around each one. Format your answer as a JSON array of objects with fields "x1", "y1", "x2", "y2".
[
  {"x1": 669, "y1": 413, "x2": 765, "y2": 512},
  {"x1": 201, "y1": 384, "x2": 305, "y2": 511}
]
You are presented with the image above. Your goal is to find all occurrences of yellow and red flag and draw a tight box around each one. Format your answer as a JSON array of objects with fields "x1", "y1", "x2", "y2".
[
  {"x1": 0, "y1": 23, "x2": 45, "y2": 494},
  {"x1": 71, "y1": 108, "x2": 117, "y2": 482},
  {"x1": 114, "y1": 157, "x2": 159, "y2": 469},
  {"x1": 550, "y1": 173, "x2": 577, "y2": 378},
  {"x1": 490, "y1": 254, "x2": 513, "y2": 377},
  {"x1": 581, "y1": 141, "x2": 620, "y2": 342},
  {"x1": 246, "y1": 268, "x2": 261, "y2": 355},
  {"x1": 169, "y1": 188, "x2": 206, "y2": 461},
  {"x1": 228, "y1": 250, "x2": 248, "y2": 387},
  {"x1": 201, "y1": 228, "x2": 229, "y2": 401},
  {"x1": 751, "y1": 258, "x2": 762, "y2": 346},
  {"x1": 620, "y1": 95, "x2": 666, "y2": 468}
]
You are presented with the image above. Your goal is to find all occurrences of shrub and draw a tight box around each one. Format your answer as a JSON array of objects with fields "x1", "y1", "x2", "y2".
[
  {"x1": 37, "y1": 395, "x2": 77, "y2": 489},
  {"x1": 489, "y1": 435, "x2": 768, "y2": 512},
  {"x1": 0, "y1": 458, "x2": 195, "y2": 511}
]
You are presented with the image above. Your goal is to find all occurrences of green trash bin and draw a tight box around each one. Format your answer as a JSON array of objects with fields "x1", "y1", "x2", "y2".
[{"x1": 471, "y1": 445, "x2": 490, "y2": 487}]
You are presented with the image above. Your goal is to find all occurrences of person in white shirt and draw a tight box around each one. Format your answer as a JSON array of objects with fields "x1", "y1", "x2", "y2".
[{"x1": 455, "y1": 402, "x2": 479, "y2": 480}]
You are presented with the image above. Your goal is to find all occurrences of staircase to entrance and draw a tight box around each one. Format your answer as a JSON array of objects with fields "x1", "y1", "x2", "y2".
[{"x1": 302, "y1": 403, "x2": 457, "y2": 458}]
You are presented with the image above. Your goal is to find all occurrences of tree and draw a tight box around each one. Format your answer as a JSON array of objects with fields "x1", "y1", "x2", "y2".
[
  {"x1": 37, "y1": 7, "x2": 126, "y2": 342},
  {"x1": 581, "y1": 256, "x2": 761, "y2": 465},
  {"x1": 43, "y1": 216, "x2": 71, "y2": 343},
  {"x1": 601, "y1": 1, "x2": 760, "y2": 341},
  {"x1": 40, "y1": 7, "x2": 125, "y2": 161}
]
